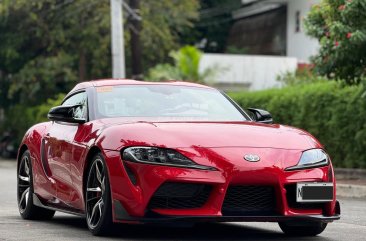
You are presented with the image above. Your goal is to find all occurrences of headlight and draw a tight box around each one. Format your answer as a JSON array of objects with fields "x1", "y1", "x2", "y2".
[
  {"x1": 285, "y1": 149, "x2": 329, "y2": 171},
  {"x1": 122, "y1": 147, "x2": 217, "y2": 171}
]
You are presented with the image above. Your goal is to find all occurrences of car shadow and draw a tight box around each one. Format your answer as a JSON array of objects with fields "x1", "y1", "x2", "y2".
[{"x1": 47, "y1": 215, "x2": 334, "y2": 241}]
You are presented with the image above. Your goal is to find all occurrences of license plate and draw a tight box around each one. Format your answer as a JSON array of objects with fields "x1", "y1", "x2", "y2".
[{"x1": 296, "y1": 182, "x2": 333, "y2": 202}]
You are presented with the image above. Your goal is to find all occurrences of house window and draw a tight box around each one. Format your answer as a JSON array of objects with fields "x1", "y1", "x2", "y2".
[{"x1": 295, "y1": 10, "x2": 301, "y2": 33}]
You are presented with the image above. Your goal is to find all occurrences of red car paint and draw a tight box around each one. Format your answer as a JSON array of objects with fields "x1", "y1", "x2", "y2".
[{"x1": 18, "y1": 79, "x2": 339, "y2": 224}]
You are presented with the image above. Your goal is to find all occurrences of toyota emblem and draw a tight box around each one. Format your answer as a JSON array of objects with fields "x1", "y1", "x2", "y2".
[{"x1": 244, "y1": 154, "x2": 260, "y2": 162}]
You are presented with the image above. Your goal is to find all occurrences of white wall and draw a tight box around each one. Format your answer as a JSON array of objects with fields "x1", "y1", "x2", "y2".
[
  {"x1": 200, "y1": 53, "x2": 298, "y2": 91},
  {"x1": 286, "y1": 0, "x2": 320, "y2": 62}
]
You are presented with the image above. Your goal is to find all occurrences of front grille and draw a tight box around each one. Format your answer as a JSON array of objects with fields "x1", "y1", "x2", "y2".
[
  {"x1": 285, "y1": 184, "x2": 324, "y2": 210},
  {"x1": 222, "y1": 185, "x2": 276, "y2": 215},
  {"x1": 148, "y1": 182, "x2": 212, "y2": 209}
]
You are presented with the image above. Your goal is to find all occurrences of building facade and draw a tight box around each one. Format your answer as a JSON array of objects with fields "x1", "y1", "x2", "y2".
[
  {"x1": 200, "y1": 0, "x2": 321, "y2": 91},
  {"x1": 228, "y1": 0, "x2": 320, "y2": 62}
]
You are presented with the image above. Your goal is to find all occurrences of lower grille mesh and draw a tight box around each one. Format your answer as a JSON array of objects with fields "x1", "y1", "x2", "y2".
[
  {"x1": 148, "y1": 182, "x2": 212, "y2": 209},
  {"x1": 222, "y1": 185, "x2": 276, "y2": 215}
]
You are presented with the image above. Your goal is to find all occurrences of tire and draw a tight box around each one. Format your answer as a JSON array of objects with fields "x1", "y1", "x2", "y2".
[
  {"x1": 85, "y1": 153, "x2": 113, "y2": 236},
  {"x1": 278, "y1": 221, "x2": 327, "y2": 236},
  {"x1": 17, "y1": 150, "x2": 55, "y2": 220}
]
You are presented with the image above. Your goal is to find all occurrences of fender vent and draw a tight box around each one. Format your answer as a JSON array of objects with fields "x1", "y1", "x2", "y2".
[{"x1": 40, "y1": 138, "x2": 52, "y2": 176}]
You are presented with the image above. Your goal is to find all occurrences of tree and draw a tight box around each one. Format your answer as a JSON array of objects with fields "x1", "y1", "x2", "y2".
[
  {"x1": 0, "y1": 0, "x2": 199, "y2": 106},
  {"x1": 140, "y1": 0, "x2": 199, "y2": 69},
  {"x1": 305, "y1": 0, "x2": 366, "y2": 84},
  {"x1": 0, "y1": 0, "x2": 111, "y2": 105}
]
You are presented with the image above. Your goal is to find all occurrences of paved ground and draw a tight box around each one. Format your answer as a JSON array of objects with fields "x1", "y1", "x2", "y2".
[{"x1": 1, "y1": 160, "x2": 365, "y2": 241}]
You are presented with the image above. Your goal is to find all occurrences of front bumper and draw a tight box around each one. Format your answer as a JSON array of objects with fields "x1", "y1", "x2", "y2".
[{"x1": 104, "y1": 147, "x2": 339, "y2": 223}]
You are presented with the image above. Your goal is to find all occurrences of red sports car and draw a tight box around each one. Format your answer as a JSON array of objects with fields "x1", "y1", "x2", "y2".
[{"x1": 17, "y1": 79, "x2": 340, "y2": 236}]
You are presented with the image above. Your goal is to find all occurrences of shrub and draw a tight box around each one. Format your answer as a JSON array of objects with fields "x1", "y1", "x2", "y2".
[
  {"x1": 147, "y1": 45, "x2": 218, "y2": 83},
  {"x1": 229, "y1": 81, "x2": 366, "y2": 168}
]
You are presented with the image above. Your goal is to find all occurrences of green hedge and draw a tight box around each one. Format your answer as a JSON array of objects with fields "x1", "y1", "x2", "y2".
[
  {"x1": 3, "y1": 82, "x2": 366, "y2": 168},
  {"x1": 229, "y1": 81, "x2": 366, "y2": 168}
]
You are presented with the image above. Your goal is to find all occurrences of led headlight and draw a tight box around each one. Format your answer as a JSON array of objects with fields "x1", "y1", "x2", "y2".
[
  {"x1": 122, "y1": 147, "x2": 216, "y2": 171},
  {"x1": 286, "y1": 149, "x2": 329, "y2": 171}
]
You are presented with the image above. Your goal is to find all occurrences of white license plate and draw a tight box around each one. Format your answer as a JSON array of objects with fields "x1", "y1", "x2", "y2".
[{"x1": 296, "y1": 182, "x2": 334, "y2": 202}]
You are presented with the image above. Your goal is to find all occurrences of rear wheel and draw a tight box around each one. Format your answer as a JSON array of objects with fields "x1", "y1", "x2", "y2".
[
  {"x1": 85, "y1": 153, "x2": 113, "y2": 236},
  {"x1": 17, "y1": 150, "x2": 55, "y2": 220},
  {"x1": 278, "y1": 221, "x2": 327, "y2": 236}
]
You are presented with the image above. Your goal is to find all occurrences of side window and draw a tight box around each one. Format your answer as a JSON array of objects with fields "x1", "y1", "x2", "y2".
[{"x1": 62, "y1": 92, "x2": 87, "y2": 120}]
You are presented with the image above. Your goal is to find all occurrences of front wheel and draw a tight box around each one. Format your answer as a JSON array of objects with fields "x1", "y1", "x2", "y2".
[
  {"x1": 85, "y1": 153, "x2": 113, "y2": 236},
  {"x1": 278, "y1": 221, "x2": 327, "y2": 236}
]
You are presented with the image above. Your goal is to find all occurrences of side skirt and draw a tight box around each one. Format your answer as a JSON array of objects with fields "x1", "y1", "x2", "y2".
[{"x1": 33, "y1": 194, "x2": 85, "y2": 217}]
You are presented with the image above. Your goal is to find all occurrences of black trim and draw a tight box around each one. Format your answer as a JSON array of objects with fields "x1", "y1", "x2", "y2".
[
  {"x1": 62, "y1": 89, "x2": 87, "y2": 104},
  {"x1": 247, "y1": 108, "x2": 273, "y2": 124},
  {"x1": 115, "y1": 212, "x2": 340, "y2": 224},
  {"x1": 335, "y1": 200, "x2": 341, "y2": 215},
  {"x1": 114, "y1": 200, "x2": 132, "y2": 220},
  {"x1": 40, "y1": 139, "x2": 52, "y2": 176},
  {"x1": 123, "y1": 162, "x2": 138, "y2": 185},
  {"x1": 48, "y1": 104, "x2": 87, "y2": 124},
  {"x1": 113, "y1": 199, "x2": 340, "y2": 224},
  {"x1": 33, "y1": 194, "x2": 85, "y2": 217},
  {"x1": 124, "y1": 159, "x2": 217, "y2": 171},
  {"x1": 285, "y1": 162, "x2": 329, "y2": 171},
  {"x1": 221, "y1": 91, "x2": 253, "y2": 121}
]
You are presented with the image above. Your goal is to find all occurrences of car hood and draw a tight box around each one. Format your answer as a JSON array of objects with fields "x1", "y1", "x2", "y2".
[{"x1": 97, "y1": 120, "x2": 321, "y2": 150}]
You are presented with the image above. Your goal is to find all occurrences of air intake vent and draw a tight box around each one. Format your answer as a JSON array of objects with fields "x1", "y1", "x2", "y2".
[
  {"x1": 148, "y1": 182, "x2": 212, "y2": 209},
  {"x1": 222, "y1": 185, "x2": 276, "y2": 215}
]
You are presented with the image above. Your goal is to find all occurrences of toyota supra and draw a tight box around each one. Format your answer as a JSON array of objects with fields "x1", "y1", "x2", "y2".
[{"x1": 17, "y1": 79, "x2": 340, "y2": 236}]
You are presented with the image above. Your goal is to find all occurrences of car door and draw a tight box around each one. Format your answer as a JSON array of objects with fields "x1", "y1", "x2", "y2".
[{"x1": 44, "y1": 91, "x2": 88, "y2": 206}]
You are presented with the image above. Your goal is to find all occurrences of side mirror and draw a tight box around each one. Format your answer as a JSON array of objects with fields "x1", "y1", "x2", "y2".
[
  {"x1": 247, "y1": 108, "x2": 273, "y2": 124},
  {"x1": 47, "y1": 104, "x2": 86, "y2": 124}
]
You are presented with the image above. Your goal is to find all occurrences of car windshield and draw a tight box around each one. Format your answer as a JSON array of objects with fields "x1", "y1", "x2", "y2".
[{"x1": 95, "y1": 85, "x2": 248, "y2": 121}]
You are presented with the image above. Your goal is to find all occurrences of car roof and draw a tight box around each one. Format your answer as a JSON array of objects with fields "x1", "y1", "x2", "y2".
[{"x1": 70, "y1": 79, "x2": 214, "y2": 92}]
